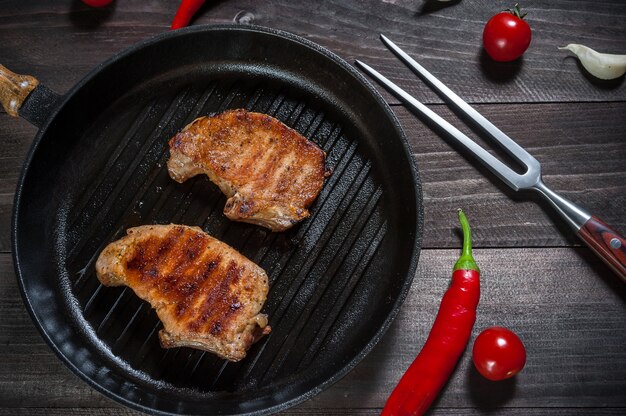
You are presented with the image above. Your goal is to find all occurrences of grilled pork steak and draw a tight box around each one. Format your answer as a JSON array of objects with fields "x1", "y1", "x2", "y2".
[
  {"x1": 95, "y1": 224, "x2": 271, "y2": 362},
  {"x1": 167, "y1": 109, "x2": 327, "y2": 232}
]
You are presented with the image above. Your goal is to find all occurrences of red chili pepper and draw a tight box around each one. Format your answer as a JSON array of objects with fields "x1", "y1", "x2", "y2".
[
  {"x1": 382, "y1": 209, "x2": 480, "y2": 416},
  {"x1": 170, "y1": 0, "x2": 206, "y2": 30}
]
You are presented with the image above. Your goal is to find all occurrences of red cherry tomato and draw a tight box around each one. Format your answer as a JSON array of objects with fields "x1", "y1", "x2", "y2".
[
  {"x1": 472, "y1": 326, "x2": 526, "y2": 381},
  {"x1": 482, "y1": 4, "x2": 532, "y2": 62},
  {"x1": 81, "y1": 0, "x2": 113, "y2": 7}
]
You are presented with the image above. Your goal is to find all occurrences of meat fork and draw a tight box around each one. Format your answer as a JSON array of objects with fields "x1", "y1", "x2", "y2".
[{"x1": 356, "y1": 34, "x2": 626, "y2": 282}]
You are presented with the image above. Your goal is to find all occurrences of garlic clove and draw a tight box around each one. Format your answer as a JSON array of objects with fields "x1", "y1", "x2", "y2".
[{"x1": 559, "y1": 44, "x2": 626, "y2": 80}]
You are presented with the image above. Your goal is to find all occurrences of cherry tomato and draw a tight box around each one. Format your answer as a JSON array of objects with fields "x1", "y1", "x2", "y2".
[
  {"x1": 472, "y1": 326, "x2": 526, "y2": 381},
  {"x1": 482, "y1": 4, "x2": 532, "y2": 62},
  {"x1": 81, "y1": 0, "x2": 114, "y2": 7}
]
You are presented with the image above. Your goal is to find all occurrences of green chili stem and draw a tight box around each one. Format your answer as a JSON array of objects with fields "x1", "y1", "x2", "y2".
[{"x1": 453, "y1": 209, "x2": 479, "y2": 272}]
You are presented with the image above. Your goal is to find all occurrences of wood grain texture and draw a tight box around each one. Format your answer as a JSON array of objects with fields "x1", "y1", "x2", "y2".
[
  {"x1": 2, "y1": 102, "x2": 624, "y2": 252},
  {"x1": 2, "y1": 410, "x2": 625, "y2": 416},
  {"x1": 1, "y1": 1, "x2": 626, "y2": 415},
  {"x1": 402, "y1": 101, "x2": 626, "y2": 248},
  {"x1": 1, "y1": 249, "x2": 625, "y2": 412},
  {"x1": 0, "y1": 1, "x2": 624, "y2": 104},
  {"x1": 2, "y1": 410, "x2": 626, "y2": 416},
  {"x1": 0, "y1": 65, "x2": 38, "y2": 117}
]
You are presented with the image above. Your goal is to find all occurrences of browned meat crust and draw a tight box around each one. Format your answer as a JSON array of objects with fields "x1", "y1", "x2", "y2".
[
  {"x1": 167, "y1": 109, "x2": 326, "y2": 231},
  {"x1": 95, "y1": 224, "x2": 270, "y2": 362}
]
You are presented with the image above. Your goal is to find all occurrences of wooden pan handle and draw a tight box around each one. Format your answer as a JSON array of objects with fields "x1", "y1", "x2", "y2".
[
  {"x1": 0, "y1": 64, "x2": 39, "y2": 117},
  {"x1": 578, "y1": 216, "x2": 626, "y2": 282}
]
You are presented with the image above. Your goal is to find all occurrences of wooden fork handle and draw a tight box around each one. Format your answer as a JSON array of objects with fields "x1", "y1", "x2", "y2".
[
  {"x1": 0, "y1": 64, "x2": 38, "y2": 117},
  {"x1": 578, "y1": 216, "x2": 626, "y2": 282}
]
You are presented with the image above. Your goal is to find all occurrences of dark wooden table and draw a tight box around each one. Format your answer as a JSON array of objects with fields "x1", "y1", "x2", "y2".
[{"x1": 1, "y1": 1, "x2": 625, "y2": 415}]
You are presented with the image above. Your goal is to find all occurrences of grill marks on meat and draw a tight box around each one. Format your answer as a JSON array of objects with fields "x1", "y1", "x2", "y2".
[
  {"x1": 167, "y1": 109, "x2": 327, "y2": 231},
  {"x1": 94, "y1": 110, "x2": 326, "y2": 361},
  {"x1": 95, "y1": 224, "x2": 271, "y2": 362}
]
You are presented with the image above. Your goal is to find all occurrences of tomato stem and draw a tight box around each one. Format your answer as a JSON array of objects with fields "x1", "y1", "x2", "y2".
[{"x1": 506, "y1": 3, "x2": 527, "y2": 20}]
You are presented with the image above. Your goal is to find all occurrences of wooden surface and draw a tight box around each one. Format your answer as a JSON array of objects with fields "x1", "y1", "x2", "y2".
[{"x1": 1, "y1": 1, "x2": 625, "y2": 415}]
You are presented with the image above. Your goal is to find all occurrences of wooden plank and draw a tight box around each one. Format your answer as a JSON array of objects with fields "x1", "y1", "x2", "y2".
[
  {"x1": 401, "y1": 102, "x2": 626, "y2": 248},
  {"x1": 297, "y1": 247, "x2": 626, "y2": 411},
  {"x1": 0, "y1": 1, "x2": 624, "y2": 104},
  {"x1": 0, "y1": 118, "x2": 35, "y2": 195},
  {"x1": 1, "y1": 249, "x2": 624, "y2": 411},
  {"x1": 2, "y1": 102, "x2": 624, "y2": 251},
  {"x1": 287, "y1": 410, "x2": 626, "y2": 416},
  {"x1": 0, "y1": 410, "x2": 138, "y2": 416},
  {"x1": 1, "y1": 2, "x2": 625, "y2": 416},
  {"x1": 1, "y1": 408, "x2": 625, "y2": 416},
  {"x1": 0, "y1": 114, "x2": 36, "y2": 253}
]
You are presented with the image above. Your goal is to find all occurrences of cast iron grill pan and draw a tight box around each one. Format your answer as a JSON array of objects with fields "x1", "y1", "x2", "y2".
[{"x1": 13, "y1": 25, "x2": 422, "y2": 415}]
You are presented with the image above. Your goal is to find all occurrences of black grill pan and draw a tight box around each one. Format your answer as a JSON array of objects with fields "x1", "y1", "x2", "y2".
[{"x1": 8, "y1": 25, "x2": 422, "y2": 415}]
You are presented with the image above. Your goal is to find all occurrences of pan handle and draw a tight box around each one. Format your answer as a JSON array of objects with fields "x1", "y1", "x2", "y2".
[{"x1": 0, "y1": 64, "x2": 39, "y2": 117}]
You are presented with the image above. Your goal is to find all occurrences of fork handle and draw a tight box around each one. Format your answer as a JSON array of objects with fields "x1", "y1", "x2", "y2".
[
  {"x1": 533, "y1": 181, "x2": 626, "y2": 282},
  {"x1": 578, "y1": 216, "x2": 626, "y2": 282}
]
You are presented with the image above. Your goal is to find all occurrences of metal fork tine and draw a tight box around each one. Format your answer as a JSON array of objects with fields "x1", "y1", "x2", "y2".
[
  {"x1": 379, "y1": 34, "x2": 541, "y2": 178},
  {"x1": 358, "y1": 38, "x2": 626, "y2": 283},
  {"x1": 354, "y1": 59, "x2": 522, "y2": 190}
]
